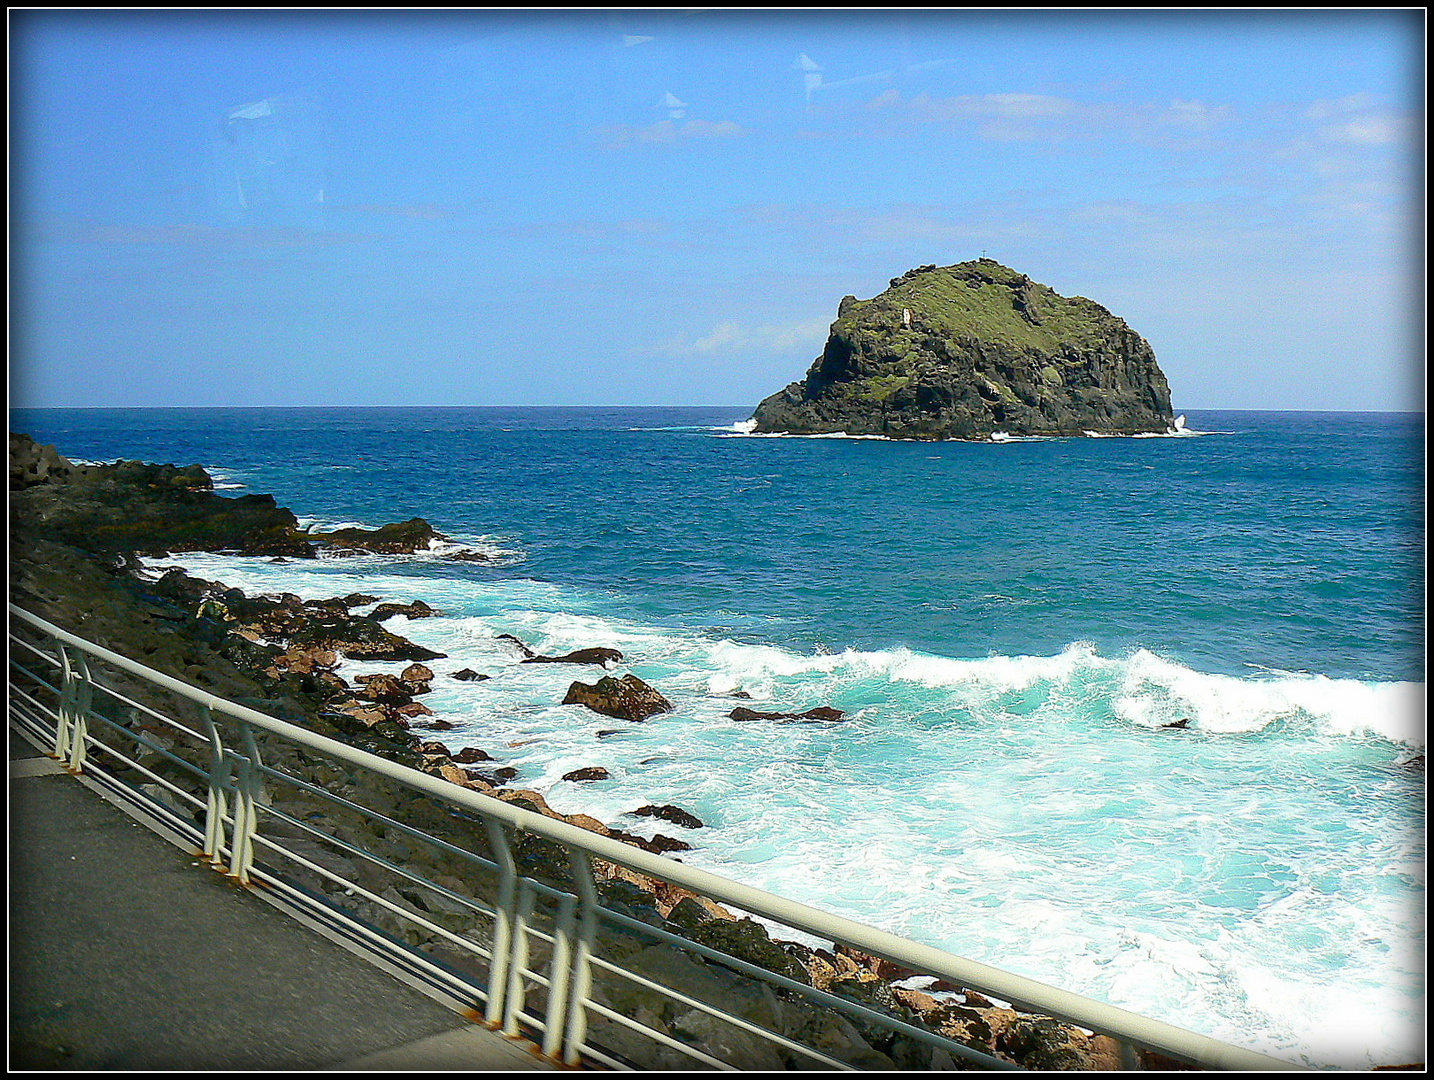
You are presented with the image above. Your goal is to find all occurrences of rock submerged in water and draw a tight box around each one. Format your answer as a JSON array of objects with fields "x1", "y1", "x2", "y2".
[
  {"x1": 635, "y1": 804, "x2": 705, "y2": 829},
  {"x1": 730, "y1": 706, "x2": 846, "y2": 723},
  {"x1": 497, "y1": 633, "x2": 623, "y2": 666},
  {"x1": 751, "y1": 258, "x2": 1174, "y2": 439},
  {"x1": 563, "y1": 674, "x2": 673, "y2": 722},
  {"x1": 562, "y1": 766, "x2": 612, "y2": 783},
  {"x1": 523, "y1": 646, "x2": 624, "y2": 666},
  {"x1": 308, "y1": 517, "x2": 440, "y2": 555}
]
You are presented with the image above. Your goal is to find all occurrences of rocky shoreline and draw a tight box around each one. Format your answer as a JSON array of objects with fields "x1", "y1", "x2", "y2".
[{"x1": 9, "y1": 432, "x2": 1186, "y2": 1070}]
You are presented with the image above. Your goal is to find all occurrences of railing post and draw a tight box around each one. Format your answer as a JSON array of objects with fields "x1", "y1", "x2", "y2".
[
  {"x1": 228, "y1": 723, "x2": 264, "y2": 883},
  {"x1": 561, "y1": 848, "x2": 600, "y2": 1067},
  {"x1": 60, "y1": 650, "x2": 93, "y2": 773},
  {"x1": 199, "y1": 705, "x2": 231, "y2": 867},
  {"x1": 502, "y1": 879, "x2": 535, "y2": 1036},
  {"x1": 53, "y1": 644, "x2": 76, "y2": 761},
  {"x1": 483, "y1": 820, "x2": 518, "y2": 1027},
  {"x1": 1120, "y1": 1040, "x2": 1142, "y2": 1070},
  {"x1": 540, "y1": 893, "x2": 578, "y2": 1061}
]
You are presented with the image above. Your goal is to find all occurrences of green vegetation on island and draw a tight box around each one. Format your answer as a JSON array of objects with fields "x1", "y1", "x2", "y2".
[{"x1": 752, "y1": 259, "x2": 1174, "y2": 439}]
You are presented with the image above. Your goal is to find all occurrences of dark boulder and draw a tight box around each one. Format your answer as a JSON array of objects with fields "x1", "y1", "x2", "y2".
[
  {"x1": 729, "y1": 705, "x2": 846, "y2": 723},
  {"x1": 562, "y1": 766, "x2": 612, "y2": 783},
  {"x1": 309, "y1": 517, "x2": 441, "y2": 555},
  {"x1": 563, "y1": 674, "x2": 673, "y2": 722},
  {"x1": 355, "y1": 673, "x2": 412, "y2": 704},
  {"x1": 9, "y1": 433, "x2": 75, "y2": 489},
  {"x1": 523, "y1": 647, "x2": 624, "y2": 666},
  {"x1": 607, "y1": 828, "x2": 693, "y2": 855},
  {"x1": 400, "y1": 662, "x2": 434, "y2": 693},
  {"x1": 496, "y1": 633, "x2": 536, "y2": 658},
  {"x1": 634, "y1": 804, "x2": 705, "y2": 829},
  {"x1": 451, "y1": 668, "x2": 490, "y2": 682},
  {"x1": 9, "y1": 435, "x2": 313, "y2": 558},
  {"x1": 370, "y1": 599, "x2": 438, "y2": 621}
]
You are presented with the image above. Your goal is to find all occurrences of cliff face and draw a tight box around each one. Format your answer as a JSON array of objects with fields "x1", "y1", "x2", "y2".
[{"x1": 752, "y1": 259, "x2": 1174, "y2": 439}]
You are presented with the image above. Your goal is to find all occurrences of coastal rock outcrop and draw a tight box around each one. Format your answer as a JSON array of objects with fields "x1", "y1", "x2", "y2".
[
  {"x1": 729, "y1": 706, "x2": 846, "y2": 723},
  {"x1": 8, "y1": 433, "x2": 451, "y2": 558},
  {"x1": 751, "y1": 259, "x2": 1174, "y2": 439},
  {"x1": 563, "y1": 674, "x2": 673, "y2": 722},
  {"x1": 308, "y1": 517, "x2": 439, "y2": 554}
]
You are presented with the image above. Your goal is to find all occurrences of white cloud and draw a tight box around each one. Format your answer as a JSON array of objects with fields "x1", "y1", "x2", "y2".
[
  {"x1": 596, "y1": 118, "x2": 744, "y2": 149},
  {"x1": 638, "y1": 317, "x2": 831, "y2": 359},
  {"x1": 1305, "y1": 93, "x2": 1375, "y2": 121},
  {"x1": 1164, "y1": 99, "x2": 1230, "y2": 131},
  {"x1": 1320, "y1": 116, "x2": 1401, "y2": 145}
]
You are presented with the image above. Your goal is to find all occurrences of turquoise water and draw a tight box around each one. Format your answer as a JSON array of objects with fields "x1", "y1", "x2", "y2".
[{"x1": 12, "y1": 406, "x2": 1425, "y2": 1067}]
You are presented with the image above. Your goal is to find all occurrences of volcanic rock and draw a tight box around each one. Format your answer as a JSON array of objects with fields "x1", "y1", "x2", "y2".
[
  {"x1": 371, "y1": 600, "x2": 437, "y2": 621},
  {"x1": 634, "y1": 804, "x2": 705, "y2": 829},
  {"x1": 563, "y1": 674, "x2": 673, "y2": 722},
  {"x1": 308, "y1": 517, "x2": 440, "y2": 555},
  {"x1": 729, "y1": 706, "x2": 846, "y2": 723},
  {"x1": 9, "y1": 434, "x2": 75, "y2": 488},
  {"x1": 9, "y1": 435, "x2": 311, "y2": 557},
  {"x1": 450, "y1": 668, "x2": 490, "y2": 682},
  {"x1": 751, "y1": 259, "x2": 1174, "y2": 439},
  {"x1": 607, "y1": 828, "x2": 693, "y2": 855},
  {"x1": 355, "y1": 674, "x2": 412, "y2": 704},
  {"x1": 562, "y1": 766, "x2": 612, "y2": 783},
  {"x1": 523, "y1": 647, "x2": 624, "y2": 666}
]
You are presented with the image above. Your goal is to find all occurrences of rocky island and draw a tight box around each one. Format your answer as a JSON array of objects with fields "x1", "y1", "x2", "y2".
[{"x1": 752, "y1": 258, "x2": 1174, "y2": 439}]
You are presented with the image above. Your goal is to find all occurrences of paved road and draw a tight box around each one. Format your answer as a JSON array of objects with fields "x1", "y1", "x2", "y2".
[{"x1": 8, "y1": 729, "x2": 555, "y2": 1071}]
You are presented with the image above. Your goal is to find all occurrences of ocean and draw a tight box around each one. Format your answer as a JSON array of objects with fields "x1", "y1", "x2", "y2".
[{"x1": 10, "y1": 406, "x2": 1425, "y2": 1068}]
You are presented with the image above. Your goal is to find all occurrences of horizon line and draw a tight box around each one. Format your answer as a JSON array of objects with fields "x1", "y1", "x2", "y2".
[{"x1": 8, "y1": 404, "x2": 1428, "y2": 416}]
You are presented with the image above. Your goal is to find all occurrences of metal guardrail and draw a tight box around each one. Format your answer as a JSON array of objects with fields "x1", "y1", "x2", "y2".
[{"x1": 8, "y1": 603, "x2": 1300, "y2": 1071}]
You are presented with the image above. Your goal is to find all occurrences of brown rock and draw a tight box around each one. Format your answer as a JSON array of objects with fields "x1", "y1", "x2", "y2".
[
  {"x1": 356, "y1": 673, "x2": 412, "y2": 704},
  {"x1": 401, "y1": 662, "x2": 435, "y2": 683},
  {"x1": 437, "y1": 763, "x2": 475, "y2": 787},
  {"x1": 563, "y1": 674, "x2": 672, "y2": 722},
  {"x1": 892, "y1": 987, "x2": 941, "y2": 1014},
  {"x1": 451, "y1": 746, "x2": 492, "y2": 764},
  {"x1": 565, "y1": 814, "x2": 610, "y2": 836},
  {"x1": 562, "y1": 766, "x2": 612, "y2": 783},
  {"x1": 371, "y1": 600, "x2": 437, "y2": 621},
  {"x1": 729, "y1": 705, "x2": 846, "y2": 723},
  {"x1": 607, "y1": 828, "x2": 692, "y2": 855},
  {"x1": 634, "y1": 804, "x2": 704, "y2": 829}
]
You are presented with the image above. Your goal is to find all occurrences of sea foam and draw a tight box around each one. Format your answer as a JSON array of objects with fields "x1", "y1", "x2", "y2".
[{"x1": 139, "y1": 550, "x2": 1424, "y2": 1069}]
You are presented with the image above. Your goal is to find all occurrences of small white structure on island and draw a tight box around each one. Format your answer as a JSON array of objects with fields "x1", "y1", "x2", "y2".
[{"x1": 902, "y1": 307, "x2": 912, "y2": 327}]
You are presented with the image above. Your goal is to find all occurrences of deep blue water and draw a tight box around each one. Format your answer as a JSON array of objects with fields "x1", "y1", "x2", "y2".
[
  {"x1": 9, "y1": 405, "x2": 1426, "y2": 1067},
  {"x1": 11, "y1": 406, "x2": 1424, "y2": 680}
]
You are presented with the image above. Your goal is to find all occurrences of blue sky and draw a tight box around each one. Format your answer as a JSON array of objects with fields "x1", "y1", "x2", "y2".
[{"x1": 10, "y1": 9, "x2": 1424, "y2": 411}]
